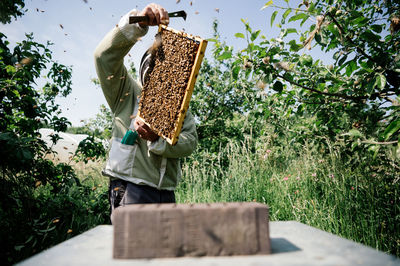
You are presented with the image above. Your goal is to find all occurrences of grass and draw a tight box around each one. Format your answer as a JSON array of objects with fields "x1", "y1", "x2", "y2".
[{"x1": 175, "y1": 138, "x2": 400, "y2": 257}]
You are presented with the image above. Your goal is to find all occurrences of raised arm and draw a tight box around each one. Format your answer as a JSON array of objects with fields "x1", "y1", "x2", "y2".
[{"x1": 94, "y1": 9, "x2": 149, "y2": 112}]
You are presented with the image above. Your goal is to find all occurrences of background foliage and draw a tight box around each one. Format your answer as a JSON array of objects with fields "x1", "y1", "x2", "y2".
[
  {"x1": 187, "y1": 0, "x2": 400, "y2": 256},
  {"x1": 0, "y1": 1, "x2": 106, "y2": 264}
]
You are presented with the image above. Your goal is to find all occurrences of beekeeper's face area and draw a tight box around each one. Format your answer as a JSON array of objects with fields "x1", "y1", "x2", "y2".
[{"x1": 139, "y1": 49, "x2": 152, "y2": 86}]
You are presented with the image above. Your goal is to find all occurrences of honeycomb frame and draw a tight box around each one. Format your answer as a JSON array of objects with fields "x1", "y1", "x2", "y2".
[{"x1": 136, "y1": 25, "x2": 207, "y2": 145}]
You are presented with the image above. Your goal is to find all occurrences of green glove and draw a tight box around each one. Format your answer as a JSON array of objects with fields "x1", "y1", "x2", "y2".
[{"x1": 121, "y1": 130, "x2": 138, "y2": 145}]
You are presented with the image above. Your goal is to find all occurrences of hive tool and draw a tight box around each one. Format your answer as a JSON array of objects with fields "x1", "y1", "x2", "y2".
[{"x1": 129, "y1": 10, "x2": 187, "y2": 24}]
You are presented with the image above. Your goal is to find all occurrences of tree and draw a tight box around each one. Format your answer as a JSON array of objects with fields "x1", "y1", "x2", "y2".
[
  {"x1": 0, "y1": 1, "x2": 106, "y2": 263},
  {"x1": 190, "y1": 20, "x2": 260, "y2": 153},
  {"x1": 207, "y1": 0, "x2": 399, "y2": 255},
  {"x1": 226, "y1": 0, "x2": 399, "y2": 162}
]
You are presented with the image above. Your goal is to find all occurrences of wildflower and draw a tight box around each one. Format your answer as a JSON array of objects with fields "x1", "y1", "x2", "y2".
[
  {"x1": 351, "y1": 186, "x2": 355, "y2": 190},
  {"x1": 330, "y1": 174, "x2": 334, "y2": 179},
  {"x1": 283, "y1": 176, "x2": 289, "y2": 181},
  {"x1": 263, "y1": 150, "x2": 272, "y2": 160},
  {"x1": 311, "y1": 173, "x2": 317, "y2": 177},
  {"x1": 296, "y1": 176, "x2": 301, "y2": 180}
]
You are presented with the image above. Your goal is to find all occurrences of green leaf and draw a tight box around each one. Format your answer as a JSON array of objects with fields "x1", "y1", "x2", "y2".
[
  {"x1": 369, "y1": 144, "x2": 381, "y2": 160},
  {"x1": 374, "y1": 73, "x2": 386, "y2": 90},
  {"x1": 299, "y1": 54, "x2": 313, "y2": 66},
  {"x1": 382, "y1": 120, "x2": 400, "y2": 141},
  {"x1": 262, "y1": 73, "x2": 273, "y2": 83},
  {"x1": 15, "y1": 245, "x2": 24, "y2": 251},
  {"x1": 360, "y1": 30, "x2": 380, "y2": 42},
  {"x1": 234, "y1": 33, "x2": 245, "y2": 39},
  {"x1": 271, "y1": 10, "x2": 278, "y2": 27},
  {"x1": 345, "y1": 60, "x2": 357, "y2": 76},
  {"x1": 285, "y1": 28, "x2": 298, "y2": 35},
  {"x1": 261, "y1": 0, "x2": 273, "y2": 10},
  {"x1": 289, "y1": 40, "x2": 302, "y2": 52},
  {"x1": 338, "y1": 54, "x2": 348, "y2": 66},
  {"x1": 5, "y1": 65, "x2": 16, "y2": 74},
  {"x1": 300, "y1": 14, "x2": 310, "y2": 26},
  {"x1": 22, "y1": 149, "x2": 33, "y2": 160},
  {"x1": 282, "y1": 9, "x2": 291, "y2": 23},
  {"x1": 241, "y1": 18, "x2": 252, "y2": 33},
  {"x1": 352, "y1": 16, "x2": 369, "y2": 26},
  {"x1": 327, "y1": 23, "x2": 339, "y2": 37},
  {"x1": 397, "y1": 136, "x2": 400, "y2": 159},
  {"x1": 251, "y1": 30, "x2": 261, "y2": 41},
  {"x1": 307, "y1": 2, "x2": 315, "y2": 12},
  {"x1": 288, "y1": 13, "x2": 308, "y2": 22},
  {"x1": 272, "y1": 80, "x2": 283, "y2": 92},
  {"x1": 343, "y1": 129, "x2": 363, "y2": 138},
  {"x1": 232, "y1": 65, "x2": 240, "y2": 79},
  {"x1": 217, "y1": 51, "x2": 232, "y2": 60},
  {"x1": 370, "y1": 24, "x2": 383, "y2": 33}
]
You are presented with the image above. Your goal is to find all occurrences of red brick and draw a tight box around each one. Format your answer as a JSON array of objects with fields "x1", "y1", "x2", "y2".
[{"x1": 113, "y1": 202, "x2": 270, "y2": 259}]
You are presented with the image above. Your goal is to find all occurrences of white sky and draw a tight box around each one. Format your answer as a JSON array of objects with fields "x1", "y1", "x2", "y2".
[{"x1": 1, "y1": 0, "x2": 314, "y2": 126}]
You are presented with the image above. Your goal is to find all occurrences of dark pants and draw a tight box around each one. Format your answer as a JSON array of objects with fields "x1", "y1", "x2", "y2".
[{"x1": 108, "y1": 179, "x2": 175, "y2": 218}]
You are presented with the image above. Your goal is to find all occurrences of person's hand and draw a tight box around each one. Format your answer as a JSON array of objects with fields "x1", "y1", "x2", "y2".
[
  {"x1": 134, "y1": 119, "x2": 159, "y2": 142},
  {"x1": 138, "y1": 3, "x2": 169, "y2": 27}
]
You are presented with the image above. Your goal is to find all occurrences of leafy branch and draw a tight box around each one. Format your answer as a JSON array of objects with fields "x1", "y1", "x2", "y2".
[
  {"x1": 276, "y1": 73, "x2": 366, "y2": 101},
  {"x1": 326, "y1": 12, "x2": 387, "y2": 71},
  {"x1": 361, "y1": 140, "x2": 398, "y2": 145}
]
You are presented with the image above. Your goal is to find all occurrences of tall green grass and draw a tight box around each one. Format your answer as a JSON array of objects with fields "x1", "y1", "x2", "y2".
[{"x1": 176, "y1": 138, "x2": 400, "y2": 256}]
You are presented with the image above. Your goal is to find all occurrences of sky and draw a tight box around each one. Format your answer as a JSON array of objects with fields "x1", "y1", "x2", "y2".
[{"x1": 1, "y1": 0, "x2": 307, "y2": 126}]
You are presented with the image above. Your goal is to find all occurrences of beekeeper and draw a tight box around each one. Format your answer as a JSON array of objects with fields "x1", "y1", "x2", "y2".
[{"x1": 94, "y1": 3, "x2": 198, "y2": 217}]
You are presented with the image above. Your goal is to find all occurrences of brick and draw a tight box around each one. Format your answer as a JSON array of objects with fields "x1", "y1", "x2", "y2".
[{"x1": 113, "y1": 202, "x2": 270, "y2": 259}]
